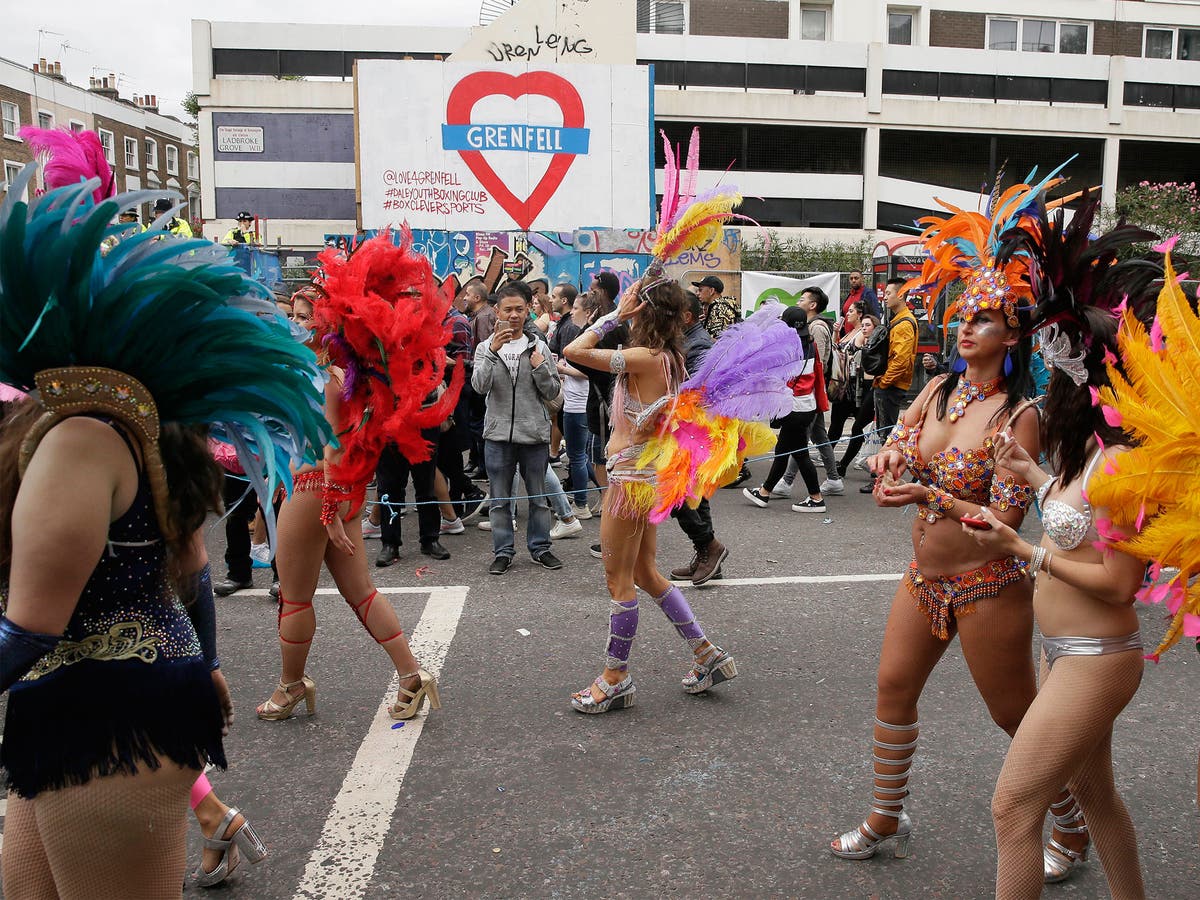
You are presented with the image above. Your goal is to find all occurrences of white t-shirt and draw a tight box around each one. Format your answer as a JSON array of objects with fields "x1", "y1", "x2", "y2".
[
  {"x1": 562, "y1": 372, "x2": 589, "y2": 413},
  {"x1": 497, "y1": 334, "x2": 529, "y2": 382}
]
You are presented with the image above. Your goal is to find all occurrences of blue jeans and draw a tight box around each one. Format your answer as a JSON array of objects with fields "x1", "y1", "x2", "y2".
[
  {"x1": 485, "y1": 440, "x2": 552, "y2": 559},
  {"x1": 562, "y1": 411, "x2": 594, "y2": 507},
  {"x1": 511, "y1": 465, "x2": 573, "y2": 521}
]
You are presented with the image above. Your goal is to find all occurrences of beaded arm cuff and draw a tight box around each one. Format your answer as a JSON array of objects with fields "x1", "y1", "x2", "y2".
[
  {"x1": 917, "y1": 487, "x2": 956, "y2": 523},
  {"x1": 882, "y1": 422, "x2": 912, "y2": 451},
  {"x1": 320, "y1": 480, "x2": 352, "y2": 525},
  {"x1": 990, "y1": 474, "x2": 1033, "y2": 512}
]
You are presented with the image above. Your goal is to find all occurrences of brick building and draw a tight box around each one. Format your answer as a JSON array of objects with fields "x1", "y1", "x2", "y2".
[{"x1": 1, "y1": 56, "x2": 197, "y2": 225}]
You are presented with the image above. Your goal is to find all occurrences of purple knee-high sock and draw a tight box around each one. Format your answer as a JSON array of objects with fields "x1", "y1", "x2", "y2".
[
  {"x1": 654, "y1": 586, "x2": 707, "y2": 650},
  {"x1": 605, "y1": 598, "x2": 638, "y2": 671}
]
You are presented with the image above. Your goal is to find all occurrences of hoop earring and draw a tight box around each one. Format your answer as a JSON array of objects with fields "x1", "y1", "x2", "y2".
[{"x1": 1003, "y1": 349, "x2": 1014, "y2": 377}]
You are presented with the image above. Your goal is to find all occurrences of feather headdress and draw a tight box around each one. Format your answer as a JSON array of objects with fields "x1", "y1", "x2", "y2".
[
  {"x1": 312, "y1": 230, "x2": 464, "y2": 496},
  {"x1": 905, "y1": 162, "x2": 1071, "y2": 335},
  {"x1": 17, "y1": 126, "x2": 115, "y2": 204},
  {"x1": 1088, "y1": 249, "x2": 1200, "y2": 657},
  {"x1": 0, "y1": 163, "x2": 331, "y2": 541}
]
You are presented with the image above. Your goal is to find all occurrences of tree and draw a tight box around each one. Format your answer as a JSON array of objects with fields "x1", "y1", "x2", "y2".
[
  {"x1": 743, "y1": 232, "x2": 874, "y2": 275},
  {"x1": 1097, "y1": 181, "x2": 1200, "y2": 255}
]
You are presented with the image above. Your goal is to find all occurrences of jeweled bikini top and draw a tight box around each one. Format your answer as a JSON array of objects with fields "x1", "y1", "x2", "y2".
[
  {"x1": 1037, "y1": 447, "x2": 1105, "y2": 551},
  {"x1": 889, "y1": 418, "x2": 995, "y2": 505}
]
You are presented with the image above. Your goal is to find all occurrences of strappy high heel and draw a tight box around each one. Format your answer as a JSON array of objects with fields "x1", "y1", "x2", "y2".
[
  {"x1": 389, "y1": 668, "x2": 441, "y2": 720},
  {"x1": 832, "y1": 718, "x2": 918, "y2": 860},
  {"x1": 193, "y1": 807, "x2": 268, "y2": 887},
  {"x1": 255, "y1": 675, "x2": 316, "y2": 721},
  {"x1": 570, "y1": 674, "x2": 635, "y2": 714},
  {"x1": 681, "y1": 644, "x2": 738, "y2": 694},
  {"x1": 1043, "y1": 795, "x2": 1090, "y2": 883}
]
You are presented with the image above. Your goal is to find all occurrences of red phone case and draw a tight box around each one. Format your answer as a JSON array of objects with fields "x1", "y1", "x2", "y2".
[{"x1": 959, "y1": 515, "x2": 992, "y2": 530}]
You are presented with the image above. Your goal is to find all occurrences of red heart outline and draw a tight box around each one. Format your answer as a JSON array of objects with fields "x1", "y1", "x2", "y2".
[{"x1": 446, "y1": 71, "x2": 585, "y2": 231}]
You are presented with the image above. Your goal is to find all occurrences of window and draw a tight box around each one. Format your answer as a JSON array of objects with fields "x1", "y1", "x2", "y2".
[
  {"x1": 37, "y1": 111, "x2": 53, "y2": 129},
  {"x1": 187, "y1": 150, "x2": 198, "y2": 179},
  {"x1": 989, "y1": 18, "x2": 1090, "y2": 55},
  {"x1": 635, "y1": 0, "x2": 685, "y2": 35},
  {"x1": 124, "y1": 137, "x2": 138, "y2": 170},
  {"x1": 888, "y1": 10, "x2": 914, "y2": 46},
  {"x1": 2, "y1": 102, "x2": 20, "y2": 139},
  {"x1": 145, "y1": 138, "x2": 158, "y2": 169},
  {"x1": 1144, "y1": 26, "x2": 1200, "y2": 60},
  {"x1": 3, "y1": 161, "x2": 26, "y2": 201},
  {"x1": 69, "y1": 119, "x2": 84, "y2": 134},
  {"x1": 98, "y1": 128, "x2": 114, "y2": 165},
  {"x1": 165, "y1": 145, "x2": 179, "y2": 175},
  {"x1": 800, "y1": 7, "x2": 828, "y2": 41}
]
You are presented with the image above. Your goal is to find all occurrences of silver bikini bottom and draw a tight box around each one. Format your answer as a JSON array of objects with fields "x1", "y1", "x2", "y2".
[{"x1": 1041, "y1": 632, "x2": 1143, "y2": 670}]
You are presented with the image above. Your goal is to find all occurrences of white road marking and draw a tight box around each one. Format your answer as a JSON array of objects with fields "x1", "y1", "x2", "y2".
[
  {"x1": 675, "y1": 573, "x2": 901, "y2": 587},
  {"x1": 292, "y1": 585, "x2": 468, "y2": 900}
]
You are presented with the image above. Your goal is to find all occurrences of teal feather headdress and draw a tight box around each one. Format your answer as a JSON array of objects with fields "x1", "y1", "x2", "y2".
[{"x1": 0, "y1": 164, "x2": 331, "y2": 539}]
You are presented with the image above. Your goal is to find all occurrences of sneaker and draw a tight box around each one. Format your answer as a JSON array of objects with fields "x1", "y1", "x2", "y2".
[
  {"x1": 489, "y1": 556, "x2": 511, "y2": 575},
  {"x1": 550, "y1": 517, "x2": 583, "y2": 540},
  {"x1": 589, "y1": 543, "x2": 603, "y2": 559},
  {"x1": 361, "y1": 519, "x2": 382, "y2": 539},
  {"x1": 572, "y1": 503, "x2": 593, "y2": 520},
  {"x1": 742, "y1": 487, "x2": 770, "y2": 508},
  {"x1": 791, "y1": 497, "x2": 827, "y2": 513},
  {"x1": 770, "y1": 483, "x2": 793, "y2": 499},
  {"x1": 855, "y1": 456, "x2": 872, "y2": 473},
  {"x1": 819, "y1": 477, "x2": 845, "y2": 496},
  {"x1": 722, "y1": 464, "x2": 752, "y2": 489},
  {"x1": 477, "y1": 519, "x2": 492, "y2": 531},
  {"x1": 534, "y1": 551, "x2": 564, "y2": 570},
  {"x1": 439, "y1": 516, "x2": 465, "y2": 535},
  {"x1": 250, "y1": 542, "x2": 272, "y2": 568},
  {"x1": 859, "y1": 479, "x2": 877, "y2": 494},
  {"x1": 460, "y1": 492, "x2": 489, "y2": 524}
]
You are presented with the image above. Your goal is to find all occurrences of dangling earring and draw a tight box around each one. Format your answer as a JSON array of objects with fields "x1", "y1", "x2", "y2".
[
  {"x1": 951, "y1": 354, "x2": 967, "y2": 374},
  {"x1": 1003, "y1": 349, "x2": 1014, "y2": 377}
]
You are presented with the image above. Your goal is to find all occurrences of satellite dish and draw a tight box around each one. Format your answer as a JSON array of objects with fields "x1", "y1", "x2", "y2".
[{"x1": 480, "y1": 0, "x2": 518, "y2": 26}]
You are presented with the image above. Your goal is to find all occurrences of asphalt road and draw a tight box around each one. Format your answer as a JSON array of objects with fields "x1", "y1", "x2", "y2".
[{"x1": 3, "y1": 462, "x2": 1198, "y2": 899}]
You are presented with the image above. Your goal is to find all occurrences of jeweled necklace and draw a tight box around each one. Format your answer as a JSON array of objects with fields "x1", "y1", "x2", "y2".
[{"x1": 949, "y1": 375, "x2": 1004, "y2": 423}]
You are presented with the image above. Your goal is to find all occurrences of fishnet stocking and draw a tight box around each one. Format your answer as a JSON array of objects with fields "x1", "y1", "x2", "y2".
[
  {"x1": 2, "y1": 762, "x2": 196, "y2": 899},
  {"x1": 993, "y1": 649, "x2": 1145, "y2": 899}
]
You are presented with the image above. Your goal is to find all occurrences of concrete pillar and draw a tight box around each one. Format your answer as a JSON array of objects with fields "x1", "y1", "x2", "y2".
[
  {"x1": 862, "y1": 125, "x2": 880, "y2": 230},
  {"x1": 1102, "y1": 135, "x2": 1120, "y2": 210}
]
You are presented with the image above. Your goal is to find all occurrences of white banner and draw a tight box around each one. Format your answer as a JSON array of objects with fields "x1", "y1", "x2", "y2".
[
  {"x1": 356, "y1": 60, "x2": 652, "y2": 232},
  {"x1": 739, "y1": 272, "x2": 842, "y2": 318}
]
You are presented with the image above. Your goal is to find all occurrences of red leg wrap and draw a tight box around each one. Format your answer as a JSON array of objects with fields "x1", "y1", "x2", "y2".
[{"x1": 277, "y1": 589, "x2": 314, "y2": 645}]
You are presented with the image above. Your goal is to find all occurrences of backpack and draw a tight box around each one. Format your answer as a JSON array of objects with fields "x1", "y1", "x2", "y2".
[
  {"x1": 862, "y1": 315, "x2": 915, "y2": 377},
  {"x1": 828, "y1": 339, "x2": 852, "y2": 401}
]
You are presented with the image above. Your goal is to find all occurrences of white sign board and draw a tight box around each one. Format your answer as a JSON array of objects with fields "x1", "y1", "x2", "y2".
[
  {"x1": 740, "y1": 272, "x2": 843, "y2": 318},
  {"x1": 356, "y1": 60, "x2": 652, "y2": 231},
  {"x1": 216, "y1": 126, "x2": 264, "y2": 153}
]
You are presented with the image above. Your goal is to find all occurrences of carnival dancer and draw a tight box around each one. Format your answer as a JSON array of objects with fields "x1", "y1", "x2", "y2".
[
  {"x1": 257, "y1": 233, "x2": 462, "y2": 722},
  {"x1": 565, "y1": 127, "x2": 804, "y2": 713},
  {"x1": 0, "y1": 155, "x2": 328, "y2": 896},
  {"x1": 830, "y1": 169, "x2": 1086, "y2": 868},
  {"x1": 970, "y1": 198, "x2": 1173, "y2": 898}
]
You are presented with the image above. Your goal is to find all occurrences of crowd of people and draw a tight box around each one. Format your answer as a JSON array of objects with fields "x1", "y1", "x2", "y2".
[{"x1": 1, "y1": 129, "x2": 1197, "y2": 900}]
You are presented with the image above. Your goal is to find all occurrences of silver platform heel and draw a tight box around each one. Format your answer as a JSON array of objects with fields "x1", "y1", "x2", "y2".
[
  {"x1": 832, "y1": 718, "x2": 918, "y2": 860},
  {"x1": 193, "y1": 807, "x2": 268, "y2": 887},
  {"x1": 1043, "y1": 795, "x2": 1090, "y2": 883},
  {"x1": 681, "y1": 645, "x2": 738, "y2": 694},
  {"x1": 571, "y1": 674, "x2": 635, "y2": 714}
]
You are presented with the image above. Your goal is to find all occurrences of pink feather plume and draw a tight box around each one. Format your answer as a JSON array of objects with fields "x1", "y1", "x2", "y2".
[{"x1": 18, "y1": 126, "x2": 115, "y2": 204}]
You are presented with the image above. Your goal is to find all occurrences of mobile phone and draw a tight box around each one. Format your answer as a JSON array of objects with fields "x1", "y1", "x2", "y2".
[{"x1": 959, "y1": 515, "x2": 992, "y2": 530}]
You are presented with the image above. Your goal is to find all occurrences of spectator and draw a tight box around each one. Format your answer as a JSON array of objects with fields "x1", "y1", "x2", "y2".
[
  {"x1": 693, "y1": 275, "x2": 740, "y2": 340},
  {"x1": 550, "y1": 282, "x2": 576, "y2": 318},
  {"x1": 840, "y1": 269, "x2": 881, "y2": 333},
  {"x1": 220, "y1": 211, "x2": 259, "y2": 245},
  {"x1": 461, "y1": 282, "x2": 495, "y2": 476},
  {"x1": 438, "y1": 295, "x2": 488, "y2": 520},
  {"x1": 471, "y1": 282, "x2": 564, "y2": 575},
  {"x1": 531, "y1": 292, "x2": 554, "y2": 337},
  {"x1": 551, "y1": 287, "x2": 595, "y2": 518},
  {"x1": 153, "y1": 198, "x2": 194, "y2": 238},
  {"x1": 801, "y1": 287, "x2": 841, "y2": 490},
  {"x1": 578, "y1": 274, "x2": 625, "y2": 524},
  {"x1": 829, "y1": 307, "x2": 879, "y2": 482},
  {"x1": 669, "y1": 290, "x2": 729, "y2": 585},
  {"x1": 865, "y1": 277, "x2": 918, "y2": 493},
  {"x1": 117, "y1": 209, "x2": 144, "y2": 232}
]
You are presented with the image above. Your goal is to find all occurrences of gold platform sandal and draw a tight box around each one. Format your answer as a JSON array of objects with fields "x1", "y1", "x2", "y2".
[
  {"x1": 390, "y1": 668, "x2": 441, "y2": 720},
  {"x1": 255, "y1": 675, "x2": 316, "y2": 721}
]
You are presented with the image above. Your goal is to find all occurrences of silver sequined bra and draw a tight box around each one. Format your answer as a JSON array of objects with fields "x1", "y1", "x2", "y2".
[{"x1": 1038, "y1": 448, "x2": 1105, "y2": 551}]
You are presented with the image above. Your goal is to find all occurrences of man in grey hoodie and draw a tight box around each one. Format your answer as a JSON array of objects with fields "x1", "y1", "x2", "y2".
[{"x1": 471, "y1": 281, "x2": 564, "y2": 575}]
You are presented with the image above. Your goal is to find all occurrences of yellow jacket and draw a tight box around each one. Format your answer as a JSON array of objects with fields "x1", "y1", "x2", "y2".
[
  {"x1": 222, "y1": 228, "x2": 260, "y2": 246},
  {"x1": 876, "y1": 306, "x2": 918, "y2": 390}
]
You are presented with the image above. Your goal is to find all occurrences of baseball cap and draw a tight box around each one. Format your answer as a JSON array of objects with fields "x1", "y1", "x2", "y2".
[{"x1": 692, "y1": 275, "x2": 724, "y2": 293}]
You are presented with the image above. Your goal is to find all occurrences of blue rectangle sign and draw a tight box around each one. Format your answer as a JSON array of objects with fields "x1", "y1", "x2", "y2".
[{"x1": 441, "y1": 124, "x2": 590, "y2": 155}]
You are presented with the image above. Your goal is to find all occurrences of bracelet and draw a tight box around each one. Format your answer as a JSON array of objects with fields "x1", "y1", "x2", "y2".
[
  {"x1": 1028, "y1": 546, "x2": 1047, "y2": 583},
  {"x1": 1044, "y1": 552, "x2": 1054, "y2": 580},
  {"x1": 917, "y1": 487, "x2": 955, "y2": 523},
  {"x1": 320, "y1": 480, "x2": 351, "y2": 525}
]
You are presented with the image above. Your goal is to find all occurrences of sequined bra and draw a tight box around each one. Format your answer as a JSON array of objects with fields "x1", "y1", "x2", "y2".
[
  {"x1": 887, "y1": 420, "x2": 996, "y2": 505},
  {"x1": 1037, "y1": 447, "x2": 1105, "y2": 551}
]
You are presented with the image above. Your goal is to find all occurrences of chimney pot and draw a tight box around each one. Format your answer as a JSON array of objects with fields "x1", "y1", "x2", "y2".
[
  {"x1": 39, "y1": 57, "x2": 47, "y2": 69},
  {"x1": 54, "y1": 62, "x2": 62, "y2": 76}
]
